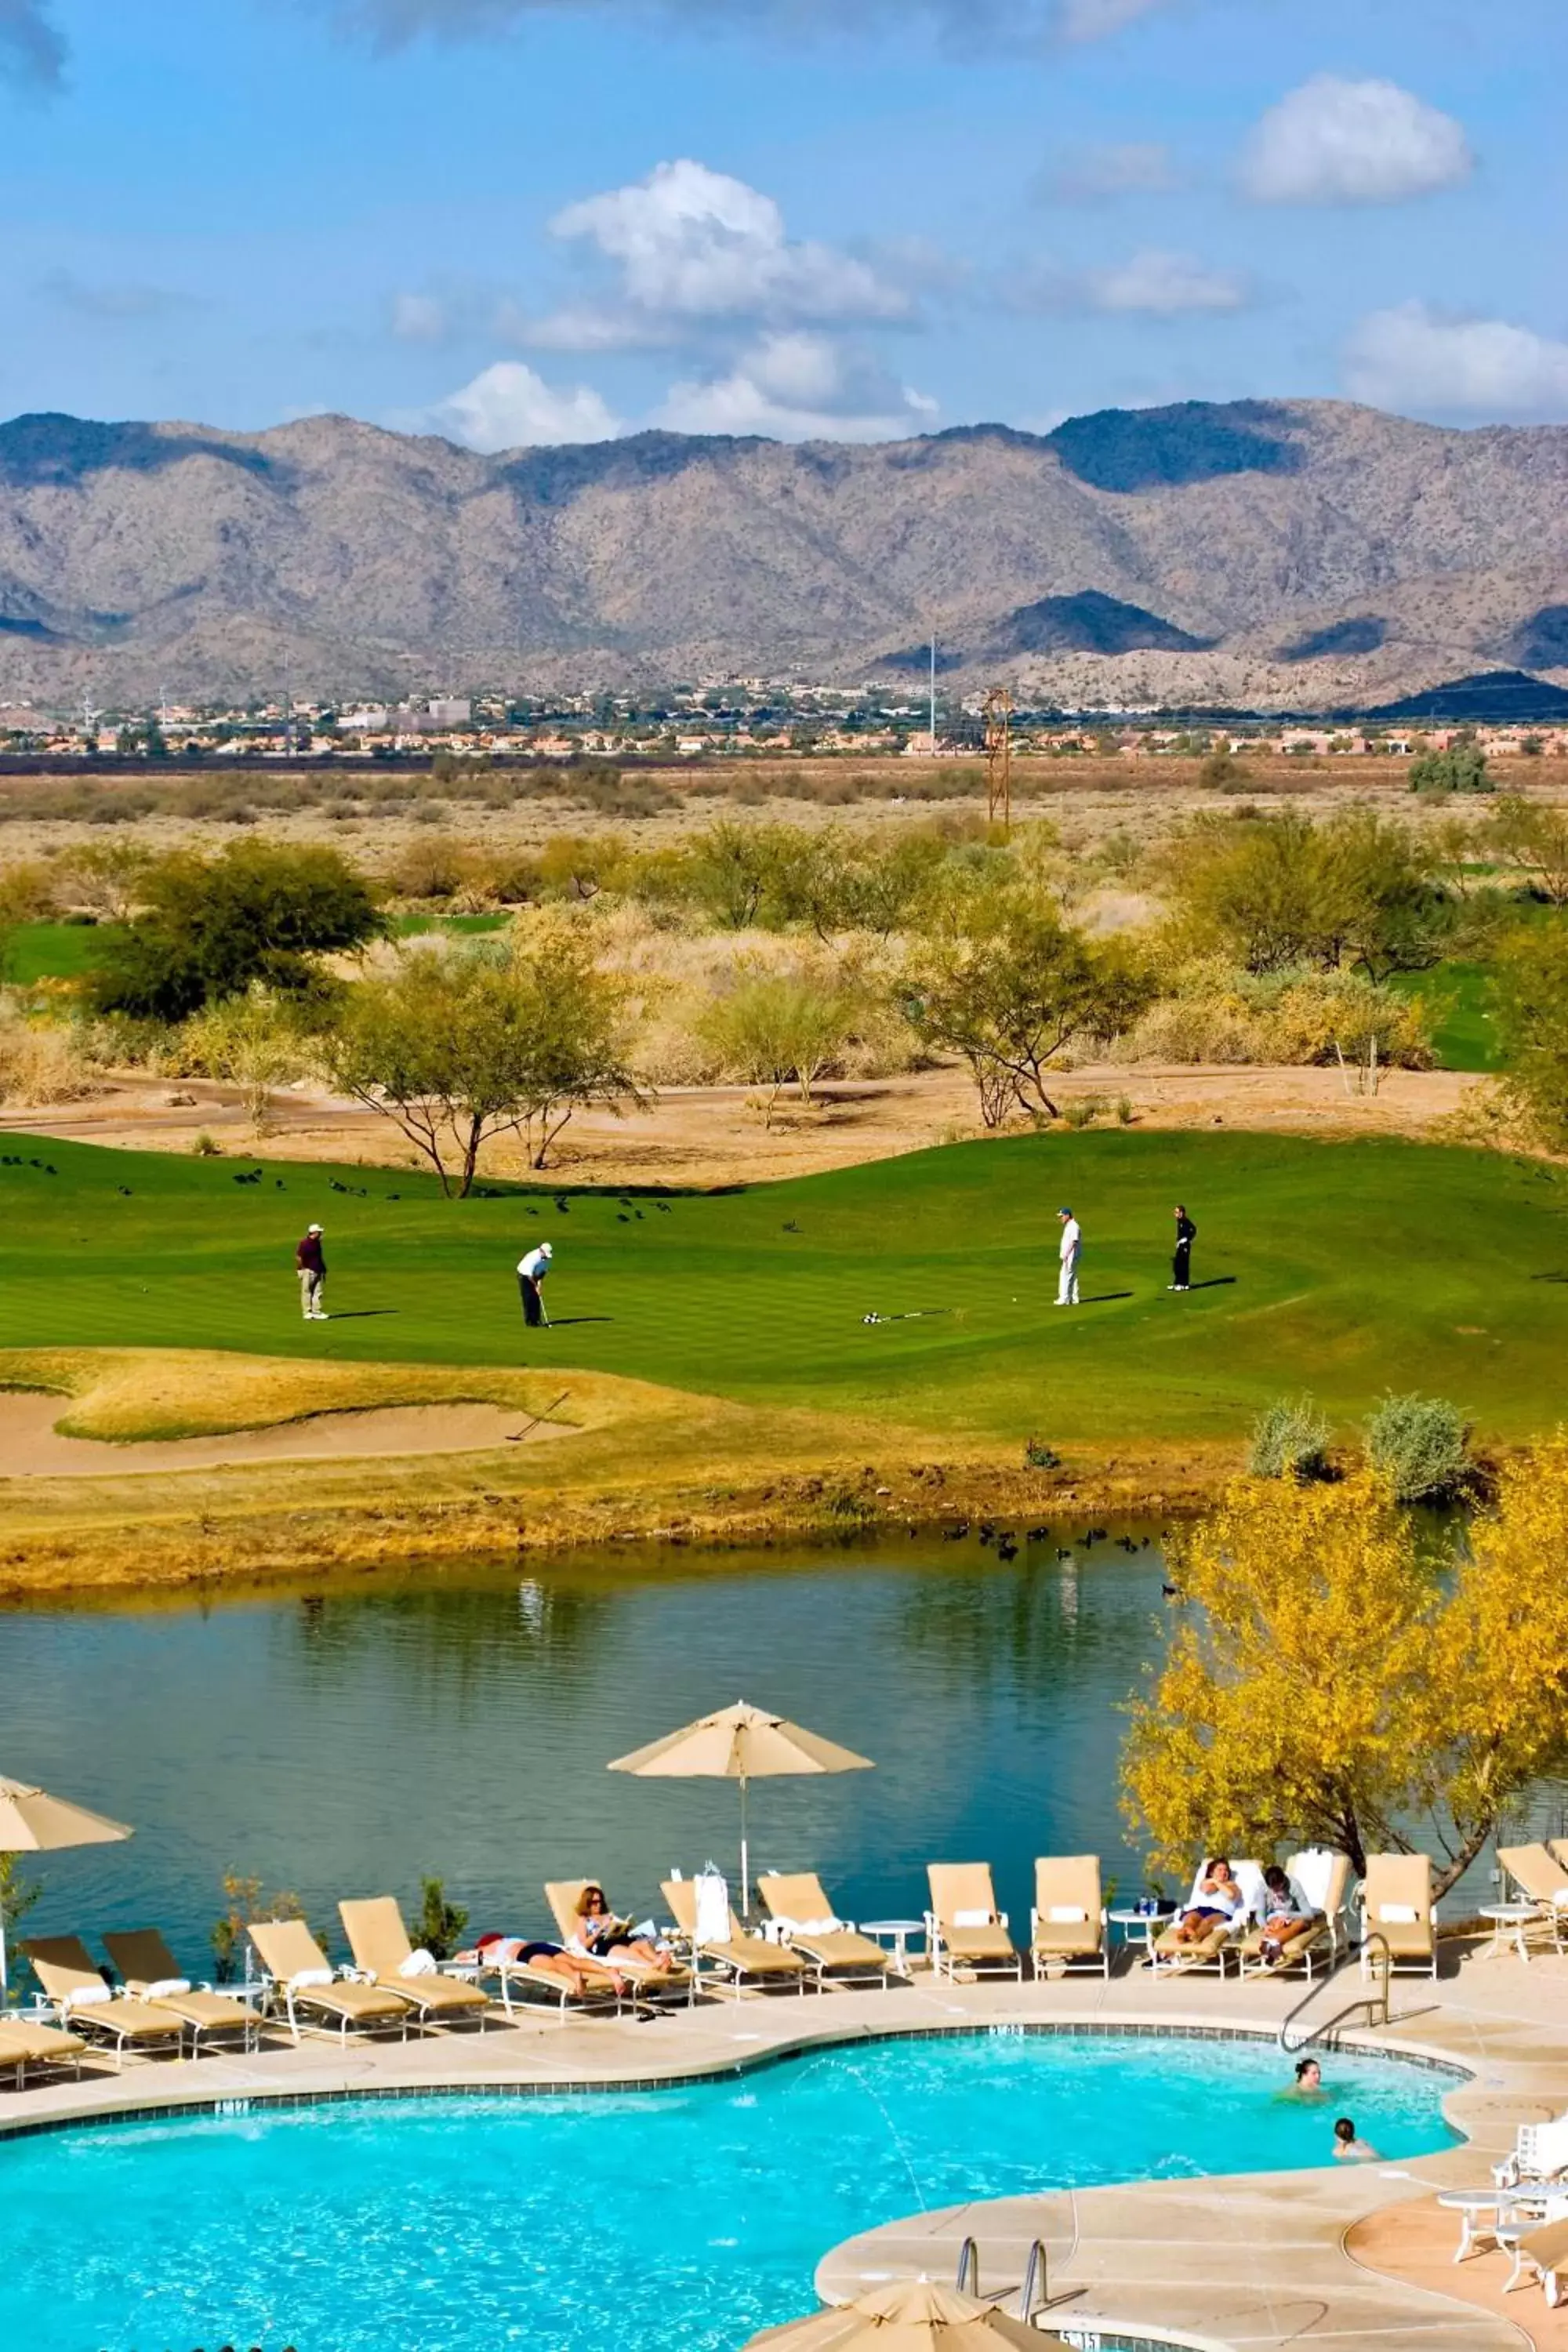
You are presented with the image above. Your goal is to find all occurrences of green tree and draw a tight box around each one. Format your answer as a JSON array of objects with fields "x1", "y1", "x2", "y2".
[
  {"x1": 1164, "y1": 810, "x2": 1450, "y2": 978},
  {"x1": 1494, "y1": 920, "x2": 1568, "y2": 1149},
  {"x1": 1484, "y1": 794, "x2": 1568, "y2": 906},
  {"x1": 903, "y1": 896, "x2": 1152, "y2": 1126},
  {"x1": 1123, "y1": 1454, "x2": 1568, "y2": 1892},
  {"x1": 332, "y1": 927, "x2": 644, "y2": 1192},
  {"x1": 700, "y1": 966, "x2": 857, "y2": 1127},
  {"x1": 1409, "y1": 740, "x2": 1492, "y2": 795},
  {"x1": 89, "y1": 841, "x2": 382, "y2": 1020}
]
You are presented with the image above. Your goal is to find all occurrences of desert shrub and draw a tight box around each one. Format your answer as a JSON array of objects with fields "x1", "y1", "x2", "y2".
[
  {"x1": 387, "y1": 834, "x2": 472, "y2": 901},
  {"x1": 1108, "y1": 959, "x2": 1430, "y2": 1069},
  {"x1": 1248, "y1": 1394, "x2": 1333, "y2": 1483},
  {"x1": 1363, "y1": 1394, "x2": 1475, "y2": 1503},
  {"x1": 1410, "y1": 742, "x2": 1491, "y2": 796},
  {"x1": 0, "y1": 1004, "x2": 98, "y2": 1104},
  {"x1": 699, "y1": 963, "x2": 858, "y2": 1124}
]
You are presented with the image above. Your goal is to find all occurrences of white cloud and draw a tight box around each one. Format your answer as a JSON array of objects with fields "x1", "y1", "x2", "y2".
[
  {"x1": 655, "y1": 330, "x2": 937, "y2": 442},
  {"x1": 419, "y1": 360, "x2": 623, "y2": 450},
  {"x1": 529, "y1": 158, "x2": 915, "y2": 351},
  {"x1": 1087, "y1": 248, "x2": 1250, "y2": 315},
  {"x1": 1242, "y1": 76, "x2": 1472, "y2": 206},
  {"x1": 1345, "y1": 301, "x2": 1568, "y2": 419},
  {"x1": 1039, "y1": 140, "x2": 1180, "y2": 202},
  {"x1": 390, "y1": 292, "x2": 452, "y2": 343}
]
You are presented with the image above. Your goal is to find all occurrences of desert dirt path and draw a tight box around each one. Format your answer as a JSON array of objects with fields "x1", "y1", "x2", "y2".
[
  {"x1": 0, "y1": 1059, "x2": 1483, "y2": 1191},
  {"x1": 0, "y1": 1391, "x2": 567, "y2": 1479}
]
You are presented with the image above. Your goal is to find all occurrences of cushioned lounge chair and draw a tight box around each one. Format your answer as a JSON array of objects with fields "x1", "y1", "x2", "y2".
[
  {"x1": 1029, "y1": 1856, "x2": 1109, "y2": 1979},
  {"x1": 1497, "y1": 1844, "x2": 1568, "y2": 1956},
  {"x1": 1518, "y1": 2211, "x2": 1568, "y2": 2308},
  {"x1": 103, "y1": 1928, "x2": 261, "y2": 2053},
  {"x1": 245, "y1": 1918, "x2": 414, "y2": 2043},
  {"x1": 1148, "y1": 1860, "x2": 1264, "y2": 1976},
  {"x1": 543, "y1": 1881, "x2": 695, "y2": 2005},
  {"x1": 0, "y1": 2017, "x2": 85, "y2": 2088},
  {"x1": 1359, "y1": 1853, "x2": 1438, "y2": 1979},
  {"x1": 24, "y1": 1935, "x2": 187, "y2": 2067},
  {"x1": 925, "y1": 1863, "x2": 1024, "y2": 1982},
  {"x1": 337, "y1": 1899, "x2": 495, "y2": 2029},
  {"x1": 1494, "y1": 2113, "x2": 1568, "y2": 2191},
  {"x1": 661, "y1": 1877, "x2": 809, "y2": 1998},
  {"x1": 458, "y1": 1934, "x2": 629, "y2": 2020},
  {"x1": 756, "y1": 1873, "x2": 895, "y2": 1987},
  {"x1": 1236, "y1": 1853, "x2": 1352, "y2": 1982}
]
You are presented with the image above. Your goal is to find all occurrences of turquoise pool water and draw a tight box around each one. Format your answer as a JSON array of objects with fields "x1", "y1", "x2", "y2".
[{"x1": 0, "y1": 2032, "x2": 1457, "y2": 2352}]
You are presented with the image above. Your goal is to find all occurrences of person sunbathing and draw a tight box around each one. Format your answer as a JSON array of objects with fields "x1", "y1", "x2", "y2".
[
  {"x1": 461, "y1": 1931, "x2": 626, "y2": 1999},
  {"x1": 1167, "y1": 1857, "x2": 1242, "y2": 1944},
  {"x1": 1255, "y1": 1865, "x2": 1320, "y2": 1966},
  {"x1": 570, "y1": 1884, "x2": 676, "y2": 1971}
]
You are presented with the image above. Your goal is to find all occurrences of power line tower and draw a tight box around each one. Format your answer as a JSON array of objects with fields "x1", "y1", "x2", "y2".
[{"x1": 983, "y1": 684, "x2": 1014, "y2": 832}]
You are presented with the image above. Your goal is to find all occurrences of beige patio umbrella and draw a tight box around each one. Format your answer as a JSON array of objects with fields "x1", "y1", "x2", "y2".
[
  {"x1": 0, "y1": 1774, "x2": 132, "y2": 1998},
  {"x1": 742, "y1": 2279, "x2": 1067, "y2": 2350},
  {"x1": 608, "y1": 1700, "x2": 873, "y2": 1915}
]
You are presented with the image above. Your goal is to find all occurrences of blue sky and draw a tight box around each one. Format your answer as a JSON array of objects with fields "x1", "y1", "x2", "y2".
[{"x1": 0, "y1": 0, "x2": 1562, "y2": 446}]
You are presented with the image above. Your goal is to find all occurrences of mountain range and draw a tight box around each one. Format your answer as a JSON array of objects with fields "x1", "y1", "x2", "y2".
[{"x1": 0, "y1": 398, "x2": 1563, "y2": 710}]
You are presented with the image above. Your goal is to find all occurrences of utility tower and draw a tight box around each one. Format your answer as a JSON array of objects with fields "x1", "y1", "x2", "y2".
[{"x1": 983, "y1": 684, "x2": 1014, "y2": 832}]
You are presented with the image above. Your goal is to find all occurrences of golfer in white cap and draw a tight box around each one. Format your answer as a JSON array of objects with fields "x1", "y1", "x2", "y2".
[
  {"x1": 1055, "y1": 1207, "x2": 1080, "y2": 1307},
  {"x1": 296, "y1": 1222, "x2": 328, "y2": 1320},
  {"x1": 517, "y1": 1240, "x2": 554, "y2": 1328}
]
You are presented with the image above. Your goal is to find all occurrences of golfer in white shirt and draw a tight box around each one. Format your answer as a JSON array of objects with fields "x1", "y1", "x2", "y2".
[
  {"x1": 517, "y1": 1240, "x2": 554, "y2": 1327},
  {"x1": 1056, "y1": 1208, "x2": 1081, "y2": 1307}
]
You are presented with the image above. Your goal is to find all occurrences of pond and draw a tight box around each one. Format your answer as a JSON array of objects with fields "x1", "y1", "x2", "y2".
[{"x1": 3, "y1": 1532, "x2": 1172, "y2": 1958}]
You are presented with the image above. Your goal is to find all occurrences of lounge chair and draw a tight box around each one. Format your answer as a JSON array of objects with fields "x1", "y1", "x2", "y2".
[
  {"x1": 0, "y1": 2018, "x2": 85, "y2": 2088},
  {"x1": 1494, "y1": 2113, "x2": 1568, "y2": 2190},
  {"x1": 1517, "y1": 2210, "x2": 1568, "y2": 2308},
  {"x1": 756, "y1": 1873, "x2": 896, "y2": 1988},
  {"x1": 1148, "y1": 1860, "x2": 1265, "y2": 1977},
  {"x1": 925, "y1": 1863, "x2": 1024, "y2": 1982},
  {"x1": 1236, "y1": 1853, "x2": 1353, "y2": 1982},
  {"x1": 1497, "y1": 1844, "x2": 1568, "y2": 1955},
  {"x1": 457, "y1": 1935, "x2": 630, "y2": 2020},
  {"x1": 245, "y1": 1918, "x2": 414, "y2": 2043},
  {"x1": 103, "y1": 1928, "x2": 261, "y2": 2054},
  {"x1": 543, "y1": 1881, "x2": 695, "y2": 2005},
  {"x1": 24, "y1": 1936, "x2": 187, "y2": 2067},
  {"x1": 1359, "y1": 1853, "x2": 1438, "y2": 1979},
  {"x1": 338, "y1": 1899, "x2": 496, "y2": 2029},
  {"x1": 1029, "y1": 1856, "x2": 1109, "y2": 1979},
  {"x1": 661, "y1": 1877, "x2": 809, "y2": 1998}
]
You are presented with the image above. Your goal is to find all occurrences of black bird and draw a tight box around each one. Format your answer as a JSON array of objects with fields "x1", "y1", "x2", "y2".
[
  {"x1": 1056, "y1": 1548, "x2": 1073, "y2": 1561},
  {"x1": 617, "y1": 1213, "x2": 631, "y2": 1223},
  {"x1": 555, "y1": 1196, "x2": 570, "y2": 1213},
  {"x1": 783, "y1": 1220, "x2": 800, "y2": 1233},
  {"x1": 655, "y1": 1200, "x2": 671, "y2": 1214},
  {"x1": 997, "y1": 1539, "x2": 1019, "y2": 1562},
  {"x1": 1162, "y1": 1583, "x2": 1184, "y2": 1600}
]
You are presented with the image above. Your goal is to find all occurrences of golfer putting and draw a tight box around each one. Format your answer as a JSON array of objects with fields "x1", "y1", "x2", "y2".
[{"x1": 517, "y1": 1240, "x2": 554, "y2": 1327}]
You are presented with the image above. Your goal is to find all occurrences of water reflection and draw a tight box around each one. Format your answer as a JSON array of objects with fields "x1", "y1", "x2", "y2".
[{"x1": 0, "y1": 1536, "x2": 1178, "y2": 1965}]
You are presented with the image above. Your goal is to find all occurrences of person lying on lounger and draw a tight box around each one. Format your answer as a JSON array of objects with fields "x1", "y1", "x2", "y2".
[
  {"x1": 569, "y1": 1884, "x2": 677, "y2": 1971},
  {"x1": 463, "y1": 1932, "x2": 628, "y2": 1999},
  {"x1": 1255, "y1": 1865, "x2": 1320, "y2": 1967},
  {"x1": 1167, "y1": 1857, "x2": 1243, "y2": 1944}
]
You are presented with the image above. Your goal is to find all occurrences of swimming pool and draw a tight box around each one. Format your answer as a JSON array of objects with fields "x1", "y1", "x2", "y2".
[{"x1": 0, "y1": 2032, "x2": 1458, "y2": 2352}]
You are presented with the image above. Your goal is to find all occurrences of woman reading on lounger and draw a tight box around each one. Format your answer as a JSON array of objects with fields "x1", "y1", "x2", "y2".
[
  {"x1": 1167, "y1": 1857, "x2": 1242, "y2": 1944},
  {"x1": 570, "y1": 1885, "x2": 675, "y2": 1971}
]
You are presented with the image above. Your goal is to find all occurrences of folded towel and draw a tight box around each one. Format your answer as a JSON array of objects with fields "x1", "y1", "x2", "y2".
[
  {"x1": 1045, "y1": 1906, "x2": 1087, "y2": 1924},
  {"x1": 398, "y1": 1949, "x2": 438, "y2": 1978},
  {"x1": 65, "y1": 1982, "x2": 113, "y2": 2008},
  {"x1": 953, "y1": 1908, "x2": 993, "y2": 1928},
  {"x1": 289, "y1": 1967, "x2": 336, "y2": 1990},
  {"x1": 1379, "y1": 1904, "x2": 1420, "y2": 1923},
  {"x1": 147, "y1": 1976, "x2": 192, "y2": 1998}
]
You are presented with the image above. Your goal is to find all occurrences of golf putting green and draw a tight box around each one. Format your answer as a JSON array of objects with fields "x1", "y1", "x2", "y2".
[{"x1": 1, "y1": 1129, "x2": 1563, "y2": 1444}]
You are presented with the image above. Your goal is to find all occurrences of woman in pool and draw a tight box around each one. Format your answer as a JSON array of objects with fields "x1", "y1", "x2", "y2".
[
  {"x1": 1334, "y1": 2116, "x2": 1382, "y2": 2162},
  {"x1": 1283, "y1": 2057, "x2": 1326, "y2": 2100},
  {"x1": 1167, "y1": 1857, "x2": 1242, "y2": 1945},
  {"x1": 570, "y1": 1884, "x2": 676, "y2": 1971}
]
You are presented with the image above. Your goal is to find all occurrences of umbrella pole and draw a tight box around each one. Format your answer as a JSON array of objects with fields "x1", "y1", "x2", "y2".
[{"x1": 739, "y1": 1772, "x2": 750, "y2": 1920}]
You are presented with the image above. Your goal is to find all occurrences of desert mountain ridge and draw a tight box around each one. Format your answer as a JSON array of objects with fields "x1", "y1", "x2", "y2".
[{"x1": 0, "y1": 397, "x2": 1563, "y2": 709}]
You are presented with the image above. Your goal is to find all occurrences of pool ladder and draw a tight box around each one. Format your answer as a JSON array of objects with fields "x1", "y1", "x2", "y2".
[
  {"x1": 954, "y1": 2234, "x2": 1050, "y2": 2321},
  {"x1": 1278, "y1": 1929, "x2": 1392, "y2": 2056}
]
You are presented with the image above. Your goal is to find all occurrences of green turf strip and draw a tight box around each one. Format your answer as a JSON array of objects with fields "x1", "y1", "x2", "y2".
[{"x1": 2, "y1": 1130, "x2": 1565, "y2": 1443}]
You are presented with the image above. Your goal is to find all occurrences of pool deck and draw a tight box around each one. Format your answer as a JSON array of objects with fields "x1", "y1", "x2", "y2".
[{"x1": 4, "y1": 1939, "x2": 1567, "y2": 2349}]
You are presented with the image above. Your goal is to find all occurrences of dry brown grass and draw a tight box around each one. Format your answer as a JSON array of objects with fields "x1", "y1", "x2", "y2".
[{"x1": 0, "y1": 1344, "x2": 1236, "y2": 1594}]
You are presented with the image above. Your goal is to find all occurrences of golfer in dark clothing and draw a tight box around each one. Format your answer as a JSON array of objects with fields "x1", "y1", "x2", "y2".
[
  {"x1": 1171, "y1": 1205, "x2": 1196, "y2": 1293},
  {"x1": 517, "y1": 1240, "x2": 553, "y2": 1327},
  {"x1": 296, "y1": 1223, "x2": 328, "y2": 1320}
]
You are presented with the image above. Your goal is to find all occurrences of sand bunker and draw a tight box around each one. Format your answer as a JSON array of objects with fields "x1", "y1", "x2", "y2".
[{"x1": 0, "y1": 1392, "x2": 567, "y2": 1479}]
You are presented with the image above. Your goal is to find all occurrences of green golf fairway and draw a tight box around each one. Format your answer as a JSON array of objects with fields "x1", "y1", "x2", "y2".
[{"x1": 1, "y1": 1130, "x2": 1563, "y2": 1443}]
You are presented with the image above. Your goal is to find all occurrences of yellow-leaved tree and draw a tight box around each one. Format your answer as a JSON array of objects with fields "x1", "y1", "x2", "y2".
[{"x1": 1123, "y1": 1451, "x2": 1568, "y2": 1895}]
